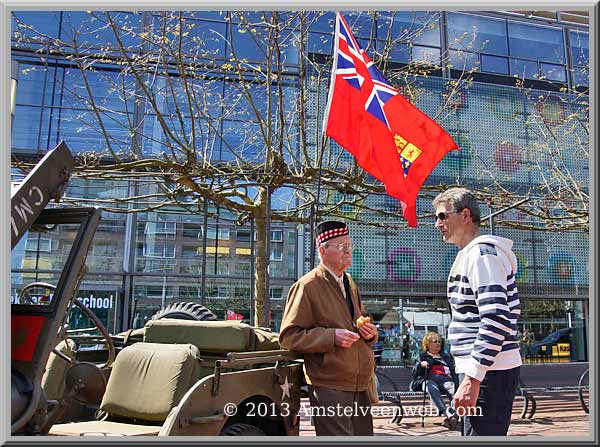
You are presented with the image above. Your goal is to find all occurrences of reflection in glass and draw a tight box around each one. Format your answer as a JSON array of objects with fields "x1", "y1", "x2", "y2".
[
  {"x1": 447, "y1": 12, "x2": 508, "y2": 54},
  {"x1": 508, "y1": 22, "x2": 565, "y2": 63},
  {"x1": 510, "y1": 58, "x2": 538, "y2": 79}
]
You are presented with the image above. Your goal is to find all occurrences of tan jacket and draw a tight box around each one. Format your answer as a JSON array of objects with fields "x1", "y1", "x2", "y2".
[{"x1": 279, "y1": 264, "x2": 377, "y2": 391}]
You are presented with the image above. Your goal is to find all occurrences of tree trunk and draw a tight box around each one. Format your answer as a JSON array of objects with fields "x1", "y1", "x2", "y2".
[{"x1": 253, "y1": 187, "x2": 269, "y2": 327}]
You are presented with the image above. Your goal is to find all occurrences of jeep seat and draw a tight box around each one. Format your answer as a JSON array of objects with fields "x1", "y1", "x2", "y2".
[{"x1": 49, "y1": 342, "x2": 200, "y2": 436}]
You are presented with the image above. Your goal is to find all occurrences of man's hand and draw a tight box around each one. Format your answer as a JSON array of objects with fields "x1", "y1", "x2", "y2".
[
  {"x1": 358, "y1": 322, "x2": 377, "y2": 341},
  {"x1": 420, "y1": 361, "x2": 428, "y2": 368},
  {"x1": 453, "y1": 375, "x2": 481, "y2": 415},
  {"x1": 334, "y1": 329, "x2": 360, "y2": 348}
]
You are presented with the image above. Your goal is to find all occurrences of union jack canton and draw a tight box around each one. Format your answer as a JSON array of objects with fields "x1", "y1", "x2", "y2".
[{"x1": 334, "y1": 13, "x2": 400, "y2": 131}]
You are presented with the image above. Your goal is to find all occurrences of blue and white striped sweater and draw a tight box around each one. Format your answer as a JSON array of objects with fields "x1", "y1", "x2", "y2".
[{"x1": 447, "y1": 235, "x2": 522, "y2": 381}]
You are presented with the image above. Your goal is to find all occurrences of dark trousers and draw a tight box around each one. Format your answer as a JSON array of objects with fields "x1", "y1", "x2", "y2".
[
  {"x1": 459, "y1": 367, "x2": 520, "y2": 436},
  {"x1": 308, "y1": 385, "x2": 373, "y2": 436}
]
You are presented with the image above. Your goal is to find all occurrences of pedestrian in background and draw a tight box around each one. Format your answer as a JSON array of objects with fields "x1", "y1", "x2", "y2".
[{"x1": 413, "y1": 331, "x2": 459, "y2": 429}]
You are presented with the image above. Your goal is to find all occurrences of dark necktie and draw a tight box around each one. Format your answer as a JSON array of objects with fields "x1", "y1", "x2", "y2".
[{"x1": 342, "y1": 273, "x2": 355, "y2": 321}]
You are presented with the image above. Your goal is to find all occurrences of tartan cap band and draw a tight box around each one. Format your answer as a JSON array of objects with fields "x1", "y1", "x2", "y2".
[{"x1": 316, "y1": 221, "x2": 349, "y2": 245}]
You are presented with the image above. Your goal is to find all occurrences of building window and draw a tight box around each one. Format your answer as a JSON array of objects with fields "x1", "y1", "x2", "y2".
[
  {"x1": 508, "y1": 22, "x2": 565, "y2": 64},
  {"x1": 447, "y1": 13, "x2": 508, "y2": 55},
  {"x1": 481, "y1": 54, "x2": 509, "y2": 75},
  {"x1": 206, "y1": 286, "x2": 228, "y2": 299},
  {"x1": 181, "y1": 245, "x2": 200, "y2": 258},
  {"x1": 411, "y1": 46, "x2": 441, "y2": 65},
  {"x1": 540, "y1": 63, "x2": 566, "y2": 82},
  {"x1": 234, "y1": 287, "x2": 250, "y2": 299},
  {"x1": 25, "y1": 237, "x2": 54, "y2": 252},
  {"x1": 570, "y1": 30, "x2": 589, "y2": 87},
  {"x1": 307, "y1": 31, "x2": 333, "y2": 54},
  {"x1": 204, "y1": 227, "x2": 230, "y2": 240},
  {"x1": 510, "y1": 58, "x2": 539, "y2": 79},
  {"x1": 447, "y1": 13, "x2": 570, "y2": 83},
  {"x1": 235, "y1": 229, "x2": 252, "y2": 242},
  {"x1": 271, "y1": 230, "x2": 283, "y2": 242},
  {"x1": 144, "y1": 221, "x2": 176, "y2": 236},
  {"x1": 182, "y1": 223, "x2": 203, "y2": 239},
  {"x1": 270, "y1": 245, "x2": 283, "y2": 261},
  {"x1": 270, "y1": 287, "x2": 284, "y2": 300},
  {"x1": 378, "y1": 11, "x2": 441, "y2": 64},
  {"x1": 206, "y1": 246, "x2": 230, "y2": 256},
  {"x1": 91, "y1": 242, "x2": 118, "y2": 257},
  {"x1": 142, "y1": 241, "x2": 176, "y2": 258},
  {"x1": 142, "y1": 284, "x2": 174, "y2": 300},
  {"x1": 448, "y1": 49, "x2": 479, "y2": 71},
  {"x1": 142, "y1": 259, "x2": 176, "y2": 273}
]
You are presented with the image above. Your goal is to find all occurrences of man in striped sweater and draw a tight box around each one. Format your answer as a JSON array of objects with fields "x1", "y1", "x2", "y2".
[{"x1": 433, "y1": 187, "x2": 521, "y2": 436}]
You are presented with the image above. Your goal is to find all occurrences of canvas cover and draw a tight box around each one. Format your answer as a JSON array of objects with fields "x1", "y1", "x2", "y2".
[
  {"x1": 143, "y1": 319, "x2": 280, "y2": 352},
  {"x1": 41, "y1": 338, "x2": 77, "y2": 401},
  {"x1": 253, "y1": 327, "x2": 280, "y2": 351},
  {"x1": 99, "y1": 342, "x2": 200, "y2": 422}
]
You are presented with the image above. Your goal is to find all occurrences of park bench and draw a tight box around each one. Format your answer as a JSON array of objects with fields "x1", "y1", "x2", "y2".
[
  {"x1": 375, "y1": 362, "x2": 590, "y2": 423},
  {"x1": 517, "y1": 362, "x2": 589, "y2": 418},
  {"x1": 375, "y1": 365, "x2": 427, "y2": 423}
]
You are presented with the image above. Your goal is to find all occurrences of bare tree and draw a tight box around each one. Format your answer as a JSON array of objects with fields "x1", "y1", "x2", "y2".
[
  {"x1": 471, "y1": 73, "x2": 589, "y2": 232},
  {"x1": 13, "y1": 10, "x2": 528, "y2": 325}
]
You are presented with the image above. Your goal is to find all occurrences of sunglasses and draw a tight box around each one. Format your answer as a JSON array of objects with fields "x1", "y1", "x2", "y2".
[{"x1": 435, "y1": 210, "x2": 460, "y2": 221}]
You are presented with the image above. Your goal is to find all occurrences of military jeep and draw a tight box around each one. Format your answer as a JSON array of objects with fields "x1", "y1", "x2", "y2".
[
  {"x1": 11, "y1": 142, "x2": 305, "y2": 437},
  {"x1": 46, "y1": 318, "x2": 305, "y2": 436}
]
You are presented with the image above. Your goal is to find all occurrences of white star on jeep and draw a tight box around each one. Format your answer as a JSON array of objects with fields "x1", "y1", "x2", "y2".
[{"x1": 280, "y1": 375, "x2": 291, "y2": 400}]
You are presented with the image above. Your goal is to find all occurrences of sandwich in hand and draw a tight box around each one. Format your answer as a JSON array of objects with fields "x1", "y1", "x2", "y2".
[{"x1": 356, "y1": 315, "x2": 372, "y2": 328}]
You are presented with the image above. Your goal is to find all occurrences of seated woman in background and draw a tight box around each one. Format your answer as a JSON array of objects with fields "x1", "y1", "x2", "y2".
[{"x1": 415, "y1": 331, "x2": 459, "y2": 428}]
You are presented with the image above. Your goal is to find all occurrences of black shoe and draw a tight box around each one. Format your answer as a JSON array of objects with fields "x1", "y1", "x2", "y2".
[{"x1": 442, "y1": 415, "x2": 459, "y2": 429}]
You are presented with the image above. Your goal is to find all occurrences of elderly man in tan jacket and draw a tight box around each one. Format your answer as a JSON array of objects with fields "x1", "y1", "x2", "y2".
[{"x1": 279, "y1": 220, "x2": 378, "y2": 436}]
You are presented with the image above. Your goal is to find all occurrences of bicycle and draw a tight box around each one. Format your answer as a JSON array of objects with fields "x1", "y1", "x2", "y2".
[
  {"x1": 578, "y1": 368, "x2": 589, "y2": 414},
  {"x1": 374, "y1": 365, "x2": 404, "y2": 424}
]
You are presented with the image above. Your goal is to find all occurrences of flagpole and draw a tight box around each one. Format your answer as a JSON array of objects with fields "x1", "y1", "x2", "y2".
[
  {"x1": 310, "y1": 133, "x2": 328, "y2": 269},
  {"x1": 311, "y1": 12, "x2": 340, "y2": 269},
  {"x1": 321, "y1": 12, "x2": 340, "y2": 136}
]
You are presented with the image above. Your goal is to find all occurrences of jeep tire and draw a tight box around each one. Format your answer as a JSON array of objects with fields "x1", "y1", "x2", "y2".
[
  {"x1": 220, "y1": 422, "x2": 265, "y2": 436},
  {"x1": 151, "y1": 302, "x2": 217, "y2": 321}
]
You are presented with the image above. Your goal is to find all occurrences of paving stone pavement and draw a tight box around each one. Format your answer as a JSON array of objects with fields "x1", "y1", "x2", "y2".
[{"x1": 299, "y1": 390, "x2": 590, "y2": 437}]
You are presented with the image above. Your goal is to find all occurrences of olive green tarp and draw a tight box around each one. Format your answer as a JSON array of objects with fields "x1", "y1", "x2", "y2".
[{"x1": 143, "y1": 319, "x2": 280, "y2": 353}]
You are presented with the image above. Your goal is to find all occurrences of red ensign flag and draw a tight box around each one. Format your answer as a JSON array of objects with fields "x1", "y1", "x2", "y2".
[{"x1": 324, "y1": 12, "x2": 459, "y2": 227}]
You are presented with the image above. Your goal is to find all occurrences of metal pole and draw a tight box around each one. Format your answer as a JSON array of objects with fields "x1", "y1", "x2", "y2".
[
  {"x1": 421, "y1": 375, "x2": 427, "y2": 428},
  {"x1": 309, "y1": 202, "x2": 316, "y2": 269},
  {"x1": 264, "y1": 187, "x2": 271, "y2": 328},
  {"x1": 200, "y1": 198, "x2": 208, "y2": 305},
  {"x1": 488, "y1": 200, "x2": 494, "y2": 235},
  {"x1": 250, "y1": 216, "x2": 255, "y2": 325},
  {"x1": 481, "y1": 197, "x2": 531, "y2": 223},
  {"x1": 122, "y1": 184, "x2": 138, "y2": 332},
  {"x1": 296, "y1": 223, "x2": 303, "y2": 279},
  {"x1": 399, "y1": 299, "x2": 404, "y2": 364},
  {"x1": 214, "y1": 206, "x2": 220, "y2": 276},
  {"x1": 161, "y1": 275, "x2": 167, "y2": 309},
  {"x1": 11, "y1": 60, "x2": 19, "y2": 127}
]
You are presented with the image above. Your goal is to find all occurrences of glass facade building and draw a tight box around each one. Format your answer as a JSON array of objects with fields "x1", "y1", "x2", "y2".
[{"x1": 11, "y1": 10, "x2": 589, "y2": 365}]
